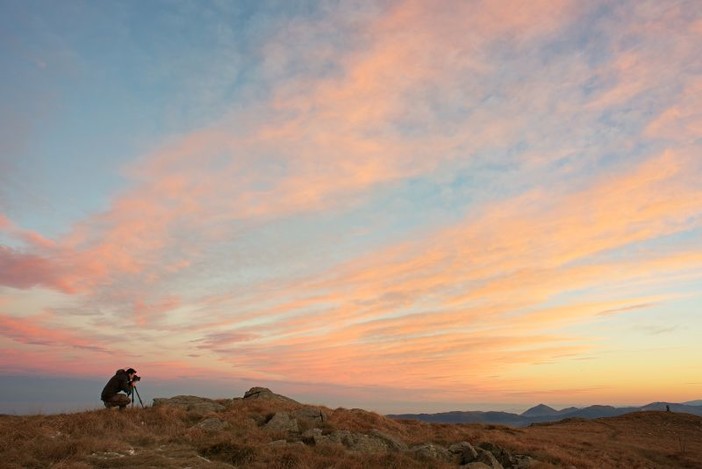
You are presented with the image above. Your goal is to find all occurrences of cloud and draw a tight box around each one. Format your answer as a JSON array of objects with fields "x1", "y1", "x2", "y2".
[
  {"x1": 0, "y1": 314, "x2": 108, "y2": 353},
  {"x1": 0, "y1": 0, "x2": 578, "y2": 304},
  {"x1": 1, "y1": 0, "x2": 700, "y2": 406},
  {"x1": 0, "y1": 246, "x2": 75, "y2": 293},
  {"x1": 184, "y1": 147, "x2": 701, "y2": 391}
]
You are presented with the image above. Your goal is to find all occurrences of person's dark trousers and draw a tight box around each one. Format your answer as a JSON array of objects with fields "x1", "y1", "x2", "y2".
[{"x1": 103, "y1": 394, "x2": 131, "y2": 409}]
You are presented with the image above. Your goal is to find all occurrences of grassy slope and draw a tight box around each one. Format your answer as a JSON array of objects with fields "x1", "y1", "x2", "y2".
[{"x1": 1, "y1": 397, "x2": 701, "y2": 468}]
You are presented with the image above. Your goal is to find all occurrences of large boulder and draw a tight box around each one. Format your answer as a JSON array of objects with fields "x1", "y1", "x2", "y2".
[
  {"x1": 152, "y1": 395, "x2": 225, "y2": 414},
  {"x1": 480, "y1": 442, "x2": 534, "y2": 468},
  {"x1": 292, "y1": 406, "x2": 328, "y2": 424},
  {"x1": 475, "y1": 448, "x2": 504, "y2": 469},
  {"x1": 242, "y1": 387, "x2": 299, "y2": 404},
  {"x1": 263, "y1": 412, "x2": 299, "y2": 433},
  {"x1": 450, "y1": 442, "x2": 480, "y2": 464}
]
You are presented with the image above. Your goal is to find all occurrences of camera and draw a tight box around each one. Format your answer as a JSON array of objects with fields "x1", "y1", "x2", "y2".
[{"x1": 131, "y1": 375, "x2": 141, "y2": 382}]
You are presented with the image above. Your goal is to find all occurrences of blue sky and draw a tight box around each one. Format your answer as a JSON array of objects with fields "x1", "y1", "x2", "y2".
[{"x1": 1, "y1": 0, "x2": 701, "y2": 414}]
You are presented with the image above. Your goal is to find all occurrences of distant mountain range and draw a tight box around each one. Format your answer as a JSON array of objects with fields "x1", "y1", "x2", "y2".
[{"x1": 388, "y1": 401, "x2": 702, "y2": 427}]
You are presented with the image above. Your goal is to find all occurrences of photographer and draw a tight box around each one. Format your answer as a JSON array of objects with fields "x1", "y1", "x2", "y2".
[{"x1": 101, "y1": 368, "x2": 139, "y2": 410}]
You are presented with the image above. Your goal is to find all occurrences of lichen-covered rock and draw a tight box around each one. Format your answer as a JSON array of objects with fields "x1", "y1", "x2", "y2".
[
  {"x1": 264, "y1": 412, "x2": 299, "y2": 433},
  {"x1": 369, "y1": 430, "x2": 407, "y2": 452},
  {"x1": 476, "y1": 448, "x2": 505, "y2": 469},
  {"x1": 196, "y1": 417, "x2": 229, "y2": 432},
  {"x1": 450, "y1": 441, "x2": 480, "y2": 464},
  {"x1": 410, "y1": 443, "x2": 453, "y2": 462},
  {"x1": 479, "y1": 442, "x2": 514, "y2": 466},
  {"x1": 301, "y1": 428, "x2": 324, "y2": 445},
  {"x1": 242, "y1": 387, "x2": 299, "y2": 404},
  {"x1": 302, "y1": 428, "x2": 407, "y2": 454},
  {"x1": 329, "y1": 431, "x2": 386, "y2": 453},
  {"x1": 512, "y1": 455, "x2": 536, "y2": 468},
  {"x1": 293, "y1": 406, "x2": 327, "y2": 423},
  {"x1": 152, "y1": 395, "x2": 225, "y2": 414}
]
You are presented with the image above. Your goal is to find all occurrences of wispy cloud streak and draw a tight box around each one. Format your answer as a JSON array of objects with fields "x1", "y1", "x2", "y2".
[{"x1": 1, "y1": 0, "x2": 700, "y2": 408}]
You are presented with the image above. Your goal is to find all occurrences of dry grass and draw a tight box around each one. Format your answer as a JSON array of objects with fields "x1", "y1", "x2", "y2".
[{"x1": 1, "y1": 398, "x2": 701, "y2": 468}]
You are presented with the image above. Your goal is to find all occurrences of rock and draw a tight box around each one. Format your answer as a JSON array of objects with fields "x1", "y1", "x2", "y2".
[
  {"x1": 242, "y1": 387, "x2": 299, "y2": 404},
  {"x1": 152, "y1": 396, "x2": 225, "y2": 414},
  {"x1": 369, "y1": 430, "x2": 407, "y2": 452},
  {"x1": 512, "y1": 455, "x2": 536, "y2": 468},
  {"x1": 293, "y1": 406, "x2": 327, "y2": 424},
  {"x1": 264, "y1": 412, "x2": 299, "y2": 433},
  {"x1": 450, "y1": 441, "x2": 480, "y2": 464},
  {"x1": 320, "y1": 430, "x2": 396, "y2": 454},
  {"x1": 480, "y1": 443, "x2": 511, "y2": 463},
  {"x1": 461, "y1": 463, "x2": 493, "y2": 469},
  {"x1": 476, "y1": 448, "x2": 504, "y2": 469},
  {"x1": 196, "y1": 417, "x2": 229, "y2": 432},
  {"x1": 268, "y1": 440, "x2": 287, "y2": 447},
  {"x1": 301, "y1": 428, "x2": 325, "y2": 446},
  {"x1": 410, "y1": 443, "x2": 453, "y2": 462}
]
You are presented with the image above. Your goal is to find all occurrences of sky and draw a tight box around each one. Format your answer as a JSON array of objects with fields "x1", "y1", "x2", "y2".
[{"x1": 1, "y1": 0, "x2": 701, "y2": 415}]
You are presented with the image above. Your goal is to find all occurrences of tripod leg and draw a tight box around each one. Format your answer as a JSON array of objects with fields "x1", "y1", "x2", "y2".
[{"x1": 133, "y1": 386, "x2": 145, "y2": 409}]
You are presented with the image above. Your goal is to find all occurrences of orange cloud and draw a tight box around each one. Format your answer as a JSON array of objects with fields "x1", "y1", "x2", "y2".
[
  {"x1": 646, "y1": 79, "x2": 702, "y2": 143},
  {"x1": 0, "y1": 0, "x2": 581, "y2": 306},
  {"x1": 2, "y1": 0, "x2": 700, "y2": 406},
  {"x1": 0, "y1": 246, "x2": 76, "y2": 293},
  {"x1": 0, "y1": 315, "x2": 109, "y2": 353},
  {"x1": 184, "y1": 148, "x2": 701, "y2": 392}
]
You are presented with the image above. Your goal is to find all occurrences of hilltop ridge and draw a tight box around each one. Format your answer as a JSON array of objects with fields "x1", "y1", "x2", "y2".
[
  {"x1": 390, "y1": 400, "x2": 702, "y2": 427},
  {"x1": 1, "y1": 387, "x2": 701, "y2": 468}
]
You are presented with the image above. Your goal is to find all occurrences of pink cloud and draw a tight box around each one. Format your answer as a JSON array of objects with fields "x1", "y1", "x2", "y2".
[
  {"x1": 184, "y1": 148, "x2": 701, "y2": 390},
  {"x1": 646, "y1": 79, "x2": 702, "y2": 143},
  {"x1": 2, "y1": 0, "x2": 700, "y2": 402},
  {"x1": 0, "y1": 246, "x2": 76, "y2": 293},
  {"x1": 0, "y1": 315, "x2": 108, "y2": 352},
  {"x1": 0, "y1": 0, "x2": 583, "y2": 306},
  {"x1": 132, "y1": 295, "x2": 181, "y2": 326}
]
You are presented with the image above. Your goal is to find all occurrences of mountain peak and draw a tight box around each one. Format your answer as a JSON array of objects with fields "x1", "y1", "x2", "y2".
[{"x1": 521, "y1": 404, "x2": 558, "y2": 417}]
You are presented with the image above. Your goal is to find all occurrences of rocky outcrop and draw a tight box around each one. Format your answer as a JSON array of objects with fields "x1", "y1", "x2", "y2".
[
  {"x1": 152, "y1": 395, "x2": 226, "y2": 414},
  {"x1": 450, "y1": 442, "x2": 479, "y2": 462},
  {"x1": 152, "y1": 387, "x2": 540, "y2": 468},
  {"x1": 243, "y1": 387, "x2": 299, "y2": 404}
]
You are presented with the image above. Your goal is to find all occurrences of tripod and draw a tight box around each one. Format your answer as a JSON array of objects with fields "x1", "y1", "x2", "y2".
[{"x1": 131, "y1": 385, "x2": 145, "y2": 409}]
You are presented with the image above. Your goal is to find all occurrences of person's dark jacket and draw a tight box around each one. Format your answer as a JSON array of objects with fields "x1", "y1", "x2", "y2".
[{"x1": 101, "y1": 369, "x2": 131, "y2": 401}]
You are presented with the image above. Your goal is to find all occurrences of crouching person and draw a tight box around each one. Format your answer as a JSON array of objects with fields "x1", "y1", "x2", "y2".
[{"x1": 101, "y1": 368, "x2": 137, "y2": 410}]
